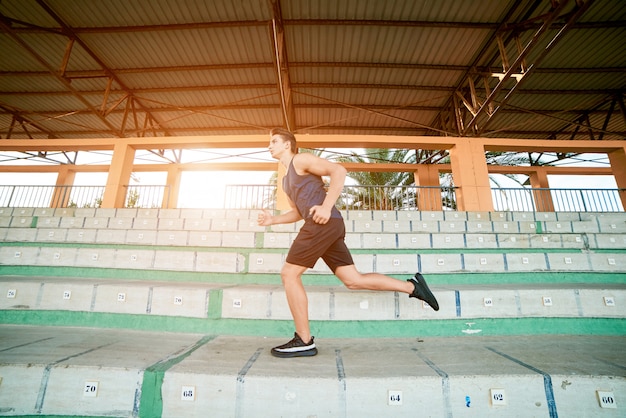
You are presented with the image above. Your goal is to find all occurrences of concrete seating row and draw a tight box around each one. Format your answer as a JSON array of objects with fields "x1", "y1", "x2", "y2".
[
  {"x1": 2, "y1": 214, "x2": 625, "y2": 234},
  {"x1": 1, "y1": 244, "x2": 625, "y2": 274},
  {"x1": 2, "y1": 327, "x2": 624, "y2": 418},
  {"x1": 1, "y1": 277, "x2": 623, "y2": 321},
  {"x1": 3, "y1": 207, "x2": 625, "y2": 222},
  {"x1": 1, "y1": 208, "x2": 623, "y2": 418},
  {"x1": 0, "y1": 226, "x2": 261, "y2": 247},
  {"x1": 3, "y1": 225, "x2": 625, "y2": 250}
]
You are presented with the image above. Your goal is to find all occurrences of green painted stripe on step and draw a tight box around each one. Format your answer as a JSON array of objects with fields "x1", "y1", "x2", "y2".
[
  {"x1": 139, "y1": 335, "x2": 215, "y2": 418},
  {"x1": 1, "y1": 265, "x2": 625, "y2": 286},
  {"x1": 0, "y1": 310, "x2": 295, "y2": 337},
  {"x1": 313, "y1": 317, "x2": 626, "y2": 338},
  {"x1": 9, "y1": 416, "x2": 103, "y2": 418},
  {"x1": 418, "y1": 271, "x2": 626, "y2": 286},
  {"x1": 255, "y1": 232, "x2": 265, "y2": 248},
  {"x1": 1, "y1": 310, "x2": 624, "y2": 338},
  {"x1": 208, "y1": 288, "x2": 223, "y2": 319}
]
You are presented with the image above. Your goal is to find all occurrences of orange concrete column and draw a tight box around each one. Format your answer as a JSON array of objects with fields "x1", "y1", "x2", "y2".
[
  {"x1": 50, "y1": 165, "x2": 76, "y2": 208},
  {"x1": 448, "y1": 139, "x2": 493, "y2": 211},
  {"x1": 413, "y1": 164, "x2": 442, "y2": 210},
  {"x1": 528, "y1": 167, "x2": 555, "y2": 212},
  {"x1": 608, "y1": 145, "x2": 626, "y2": 209},
  {"x1": 165, "y1": 166, "x2": 181, "y2": 209},
  {"x1": 102, "y1": 142, "x2": 135, "y2": 208}
]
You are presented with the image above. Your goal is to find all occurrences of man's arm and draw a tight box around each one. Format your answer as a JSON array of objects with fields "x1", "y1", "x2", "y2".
[{"x1": 257, "y1": 195, "x2": 302, "y2": 226}]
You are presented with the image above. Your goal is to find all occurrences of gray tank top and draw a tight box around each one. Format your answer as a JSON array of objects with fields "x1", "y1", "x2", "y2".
[{"x1": 283, "y1": 156, "x2": 342, "y2": 220}]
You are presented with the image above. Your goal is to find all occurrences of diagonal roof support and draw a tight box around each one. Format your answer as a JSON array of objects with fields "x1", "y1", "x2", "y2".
[
  {"x1": 268, "y1": 0, "x2": 296, "y2": 132},
  {"x1": 1, "y1": 105, "x2": 53, "y2": 139},
  {"x1": 461, "y1": 0, "x2": 571, "y2": 135},
  {"x1": 462, "y1": 0, "x2": 595, "y2": 136},
  {"x1": 0, "y1": 17, "x2": 124, "y2": 137},
  {"x1": 616, "y1": 92, "x2": 626, "y2": 128},
  {"x1": 35, "y1": 0, "x2": 173, "y2": 135}
]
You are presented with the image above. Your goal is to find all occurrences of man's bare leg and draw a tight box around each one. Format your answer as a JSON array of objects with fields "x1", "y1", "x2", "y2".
[
  {"x1": 334, "y1": 264, "x2": 413, "y2": 293},
  {"x1": 335, "y1": 264, "x2": 439, "y2": 310},
  {"x1": 281, "y1": 262, "x2": 312, "y2": 342}
]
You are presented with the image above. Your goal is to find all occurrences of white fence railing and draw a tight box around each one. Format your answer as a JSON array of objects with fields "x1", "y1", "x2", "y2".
[
  {"x1": 0, "y1": 185, "x2": 169, "y2": 209},
  {"x1": 491, "y1": 187, "x2": 625, "y2": 212},
  {"x1": 225, "y1": 185, "x2": 625, "y2": 212},
  {"x1": 0, "y1": 184, "x2": 623, "y2": 212}
]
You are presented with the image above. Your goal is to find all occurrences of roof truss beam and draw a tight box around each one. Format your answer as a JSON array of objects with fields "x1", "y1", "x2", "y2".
[
  {"x1": 268, "y1": 0, "x2": 296, "y2": 131},
  {"x1": 456, "y1": 0, "x2": 596, "y2": 137},
  {"x1": 439, "y1": 0, "x2": 596, "y2": 136}
]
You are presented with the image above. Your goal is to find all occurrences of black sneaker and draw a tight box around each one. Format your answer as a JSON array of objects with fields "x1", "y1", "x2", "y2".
[
  {"x1": 271, "y1": 332, "x2": 318, "y2": 358},
  {"x1": 408, "y1": 273, "x2": 439, "y2": 311}
]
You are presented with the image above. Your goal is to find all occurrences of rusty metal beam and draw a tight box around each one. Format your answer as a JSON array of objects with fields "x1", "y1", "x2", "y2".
[
  {"x1": 471, "y1": 0, "x2": 596, "y2": 136},
  {"x1": 268, "y1": 0, "x2": 296, "y2": 131},
  {"x1": 461, "y1": 0, "x2": 573, "y2": 136},
  {"x1": 616, "y1": 92, "x2": 626, "y2": 128},
  {"x1": 2, "y1": 63, "x2": 623, "y2": 79},
  {"x1": 431, "y1": 0, "x2": 530, "y2": 136},
  {"x1": 0, "y1": 161, "x2": 615, "y2": 178},
  {"x1": 1, "y1": 135, "x2": 624, "y2": 155},
  {"x1": 59, "y1": 37, "x2": 74, "y2": 76},
  {"x1": 0, "y1": 104, "x2": 55, "y2": 139},
  {"x1": 0, "y1": 16, "x2": 124, "y2": 138},
  {"x1": 5, "y1": 14, "x2": 624, "y2": 34},
  {"x1": 35, "y1": 0, "x2": 172, "y2": 138},
  {"x1": 2, "y1": 125, "x2": 622, "y2": 139},
  {"x1": 4, "y1": 83, "x2": 622, "y2": 98}
]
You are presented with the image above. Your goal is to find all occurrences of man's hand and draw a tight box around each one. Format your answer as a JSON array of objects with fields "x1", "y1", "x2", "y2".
[
  {"x1": 257, "y1": 209, "x2": 273, "y2": 226},
  {"x1": 309, "y1": 205, "x2": 331, "y2": 224}
]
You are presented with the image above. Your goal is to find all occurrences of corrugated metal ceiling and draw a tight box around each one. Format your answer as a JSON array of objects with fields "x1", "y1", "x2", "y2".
[{"x1": 0, "y1": 0, "x2": 624, "y2": 146}]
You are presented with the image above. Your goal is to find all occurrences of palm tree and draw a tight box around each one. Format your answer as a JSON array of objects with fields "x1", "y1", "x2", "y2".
[
  {"x1": 333, "y1": 148, "x2": 555, "y2": 211},
  {"x1": 333, "y1": 148, "x2": 416, "y2": 210}
]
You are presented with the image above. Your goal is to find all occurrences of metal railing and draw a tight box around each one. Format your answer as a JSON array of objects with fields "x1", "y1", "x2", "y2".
[
  {"x1": 0, "y1": 185, "x2": 105, "y2": 208},
  {"x1": 224, "y1": 184, "x2": 277, "y2": 210},
  {"x1": 492, "y1": 187, "x2": 625, "y2": 212},
  {"x1": 224, "y1": 185, "x2": 458, "y2": 211},
  {"x1": 0, "y1": 185, "x2": 169, "y2": 209},
  {"x1": 225, "y1": 184, "x2": 625, "y2": 212},
  {"x1": 337, "y1": 185, "x2": 457, "y2": 211},
  {"x1": 123, "y1": 185, "x2": 171, "y2": 209},
  {"x1": 224, "y1": 185, "x2": 456, "y2": 210},
  {"x1": 0, "y1": 183, "x2": 623, "y2": 212}
]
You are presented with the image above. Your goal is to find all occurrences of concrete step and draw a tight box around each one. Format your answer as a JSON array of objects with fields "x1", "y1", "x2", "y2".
[
  {"x1": 4, "y1": 225, "x2": 626, "y2": 250},
  {"x1": 3, "y1": 207, "x2": 626, "y2": 221},
  {"x1": 1, "y1": 277, "x2": 624, "y2": 339},
  {"x1": 2, "y1": 207, "x2": 625, "y2": 233},
  {"x1": 2, "y1": 246, "x2": 625, "y2": 278},
  {"x1": 2, "y1": 215, "x2": 626, "y2": 235},
  {"x1": 0, "y1": 325, "x2": 623, "y2": 417}
]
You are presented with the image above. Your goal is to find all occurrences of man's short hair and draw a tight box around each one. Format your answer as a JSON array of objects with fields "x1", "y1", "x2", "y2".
[{"x1": 270, "y1": 127, "x2": 297, "y2": 153}]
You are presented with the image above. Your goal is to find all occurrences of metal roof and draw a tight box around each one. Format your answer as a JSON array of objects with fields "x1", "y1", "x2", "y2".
[{"x1": 0, "y1": 0, "x2": 624, "y2": 147}]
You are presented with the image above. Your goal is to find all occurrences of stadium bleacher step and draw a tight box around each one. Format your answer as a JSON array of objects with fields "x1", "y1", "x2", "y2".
[{"x1": 0, "y1": 208, "x2": 624, "y2": 417}]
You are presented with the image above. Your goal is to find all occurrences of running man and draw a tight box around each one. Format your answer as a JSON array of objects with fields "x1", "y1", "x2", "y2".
[{"x1": 258, "y1": 128, "x2": 439, "y2": 358}]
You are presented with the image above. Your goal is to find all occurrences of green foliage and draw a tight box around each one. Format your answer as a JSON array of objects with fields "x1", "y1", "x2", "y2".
[
  {"x1": 334, "y1": 148, "x2": 416, "y2": 187},
  {"x1": 126, "y1": 190, "x2": 140, "y2": 208},
  {"x1": 333, "y1": 149, "x2": 417, "y2": 210}
]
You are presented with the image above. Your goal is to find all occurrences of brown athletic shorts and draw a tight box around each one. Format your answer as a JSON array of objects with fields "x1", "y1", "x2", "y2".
[{"x1": 286, "y1": 217, "x2": 354, "y2": 272}]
